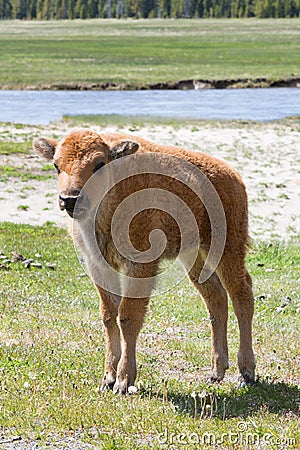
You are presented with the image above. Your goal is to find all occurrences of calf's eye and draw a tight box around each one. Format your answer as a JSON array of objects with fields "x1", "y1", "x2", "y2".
[
  {"x1": 53, "y1": 162, "x2": 60, "y2": 174},
  {"x1": 94, "y1": 162, "x2": 105, "y2": 173}
]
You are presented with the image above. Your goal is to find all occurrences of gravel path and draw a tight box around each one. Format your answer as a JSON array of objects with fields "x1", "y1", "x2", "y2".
[{"x1": 0, "y1": 430, "x2": 99, "y2": 449}]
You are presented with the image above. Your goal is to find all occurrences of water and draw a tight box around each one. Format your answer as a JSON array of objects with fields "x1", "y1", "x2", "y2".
[{"x1": 0, "y1": 88, "x2": 299, "y2": 125}]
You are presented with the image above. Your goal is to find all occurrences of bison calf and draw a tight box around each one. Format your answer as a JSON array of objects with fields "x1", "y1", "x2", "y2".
[{"x1": 33, "y1": 129, "x2": 255, "y2": 394}]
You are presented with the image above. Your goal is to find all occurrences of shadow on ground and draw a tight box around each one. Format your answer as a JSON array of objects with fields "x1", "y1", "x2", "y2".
[{"x1": 142, "y1": 379, "x2": 300, "y2": 419}]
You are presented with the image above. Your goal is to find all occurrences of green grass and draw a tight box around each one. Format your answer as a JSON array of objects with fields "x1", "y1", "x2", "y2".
[
  {"x1": 42, "y1": 163, "x2": 56, "y2": 172},
  {"x1": 0, "y1": 141, "x2": 31, "y2": 155},
  {"x1": 17, "y1": 204, "x2": 29, "y2": 211},
  {"x1": 62, "y1": 114, "x2": 300, "y2": 132},
  {"x1": 0, "y1": 19, "x2": 299, "y2": 89},
  {"x1": 0, "y1": 164, "x2": 54, "y2": 182},
  {"x1": 0, "y1": 222, "x2": 299, "y2": 448},
  {"x1": 62, "y1": 113, "x2": 223, "y2": 129}
]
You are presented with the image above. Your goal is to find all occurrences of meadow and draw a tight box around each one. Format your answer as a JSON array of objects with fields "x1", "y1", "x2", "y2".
[
  {"x1": 0, "y1": 116, "x2": 299, "y2": 448},
  {"x1": 0, "y1": 222, "x2": 299, "y2": 448},
  {"x1": 0, "y1": 18, "x2": 299, "y2": 88}
]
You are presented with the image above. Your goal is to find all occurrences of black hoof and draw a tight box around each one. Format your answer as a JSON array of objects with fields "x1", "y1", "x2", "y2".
[
  {"x1": 100, "y1": 377, "x2": 116, "y2": 392},
  {"x1": 238, "y1": 371, "x2": 255, "y2": 388},
  {"x1": 207, "y1": 372, "x2": 224, "y2": 384}
]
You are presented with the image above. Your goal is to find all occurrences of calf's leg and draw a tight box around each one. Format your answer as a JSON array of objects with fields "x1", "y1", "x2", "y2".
[
  {"x1": 218, "y1": 259, "x2": 256, "y2": 384},
  {"x1": 193, "y1": 273, "x2": 229, "y2": 382},
  {"x1": 114, "y1": 297, "x2": 149, "y2": 394},
  {"x1": 113, "y1": 263, "x2": 157, "y2": 394},
  {"x1": 96, "y1": 286, "x2": 121, "y2": 391},
  {"x1": 181, "y1": 253, "x2": 229, "y2": 382}
]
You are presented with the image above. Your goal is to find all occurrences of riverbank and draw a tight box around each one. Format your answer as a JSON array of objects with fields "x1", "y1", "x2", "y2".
[
  {"x1": 0, "y1": 118, "x2": 299, "y2": 241},
  {"x1": 2, "y1": 77, "x2": 300, "y2": 91}
]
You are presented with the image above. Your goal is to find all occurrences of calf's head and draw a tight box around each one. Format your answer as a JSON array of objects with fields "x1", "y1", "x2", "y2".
[{"x1": 33, "y1": 129, "x2": 139, "y2": 218}]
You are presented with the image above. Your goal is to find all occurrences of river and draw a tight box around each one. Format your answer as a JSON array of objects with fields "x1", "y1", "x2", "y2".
[{"x1": 0, "y1": 88, "x2": 299, "y2": 125}]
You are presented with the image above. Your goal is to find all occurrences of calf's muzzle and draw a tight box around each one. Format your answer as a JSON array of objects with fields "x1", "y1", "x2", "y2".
[{"x1": 59, "y1": 191, "x2": 89, "y2": 218}]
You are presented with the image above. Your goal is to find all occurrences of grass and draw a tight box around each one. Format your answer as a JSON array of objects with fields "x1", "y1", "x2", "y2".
[
  {"x1": 0, "y1": 141, "x2": 31, "y2": 155},
  {"x1": 17, "y1": 204, "x2": 29, "y2": 211},
  {"x1": 0, "y1": 164, "x2": 54, "y2": 182},
  {"x1": 0, "y1": 19, "x2": 299, "y2": 89},
  {"x1": 63, "y1": 113, "x2": 300, "y2": 130},
  {"x1": 62, "y1": 113, "x2": 226, "y2": 130},
  {"x1": 0, "y1": 222, "x2": 299, "y2": 448}
]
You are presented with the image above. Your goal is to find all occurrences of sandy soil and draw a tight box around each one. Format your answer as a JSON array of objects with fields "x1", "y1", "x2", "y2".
[{"x1": 0, "y1": 120, "x2": 299, "y2": 241}]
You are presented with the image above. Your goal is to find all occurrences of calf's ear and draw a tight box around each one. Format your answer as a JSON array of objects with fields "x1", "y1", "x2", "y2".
[
  {"x1": 32, "y1": 137, "x2": 58, "y2": 160},
  {"x1": 110, "y1": 141, "x2": 139, "y2": 160}
]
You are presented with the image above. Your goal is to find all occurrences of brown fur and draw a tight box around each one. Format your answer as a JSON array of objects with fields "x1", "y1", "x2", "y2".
[{"x1": 33, "y1": 129, "x2": 256, "y2": 394}]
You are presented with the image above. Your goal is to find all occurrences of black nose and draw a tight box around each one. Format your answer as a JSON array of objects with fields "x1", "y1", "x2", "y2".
[
  {"x1": 59, "y1": 192, "x2": 89, "y2": 218},
  {"x1": 59, "y1": 195, "x2": 78, "y2": 213}
]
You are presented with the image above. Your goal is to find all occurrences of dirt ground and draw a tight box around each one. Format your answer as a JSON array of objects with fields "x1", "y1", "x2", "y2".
[{"x1": 0, "y1": 120, "x2": 299, "y2": 241}]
